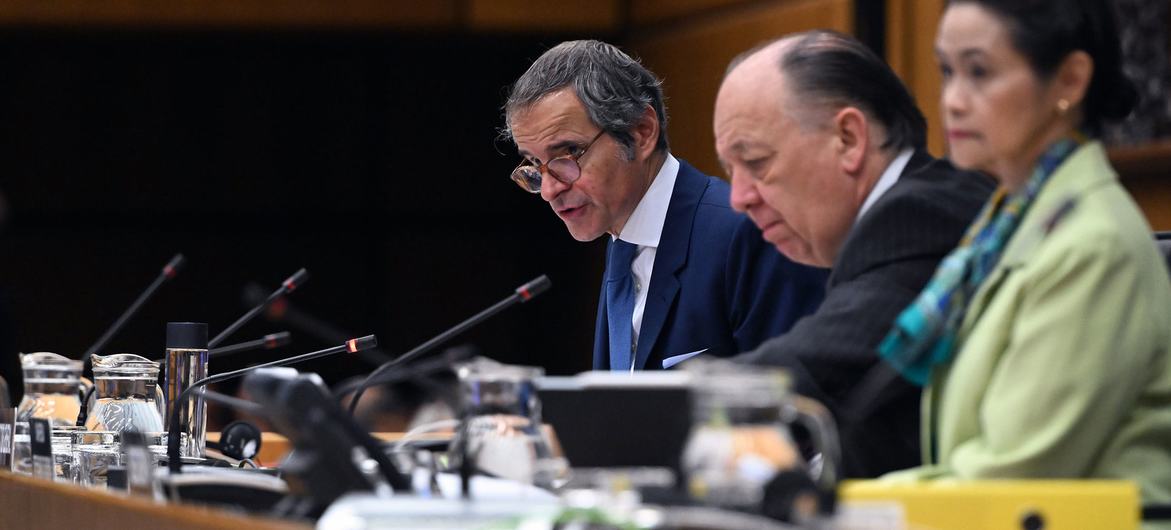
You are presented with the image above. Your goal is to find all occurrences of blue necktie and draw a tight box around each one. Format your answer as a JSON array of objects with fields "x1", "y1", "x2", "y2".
[{"x1": 606, "y1": 239, "x2": 638, "y2": 371}]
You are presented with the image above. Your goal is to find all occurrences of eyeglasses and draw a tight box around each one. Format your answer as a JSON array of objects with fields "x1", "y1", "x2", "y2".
[{"x1": 510, "y1": 130, "x2": 606, "y2": 193}]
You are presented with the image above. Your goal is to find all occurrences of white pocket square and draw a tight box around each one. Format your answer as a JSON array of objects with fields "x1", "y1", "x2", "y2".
[{"x1": 662, "y1": 348, "x2": 707, "y2": 369}]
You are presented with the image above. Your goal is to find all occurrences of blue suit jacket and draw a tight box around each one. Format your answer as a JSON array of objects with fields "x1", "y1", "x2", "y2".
[{"x1": 593, "y1": 159, "x2": 827, "y2": 370}]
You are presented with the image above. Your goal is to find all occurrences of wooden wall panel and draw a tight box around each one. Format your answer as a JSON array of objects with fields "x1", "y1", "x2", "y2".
[
  {"x1": 629, "y1": 0, "x2": 754, "y2": 25},
  {"x1": 0, "y1": 0, "x2": 459, "y2": 29},
  {"x1": 627, "y1": 0, "x2": 853, "y2": 177},
  {"x1": 466, "y1": 0, "x2": 621, "y2": 32},
  {"x1": 886, "y1": 0, "x2": 946, "y2": 157},
  {"x1": 1112, "y1": 141, "x2": 1171, "y2": 231},
  {"x1": 1123, "y1": 178, "x2": 1171, "y2": 231}
]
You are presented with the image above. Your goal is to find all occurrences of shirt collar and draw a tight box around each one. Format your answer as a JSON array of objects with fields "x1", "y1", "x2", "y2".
[
  {"x1": 612, "y1": 153, "x2": 679, "y2": 248},
  {"x1": 855, "y1": 148, "x2": 913, "y2": 225}
]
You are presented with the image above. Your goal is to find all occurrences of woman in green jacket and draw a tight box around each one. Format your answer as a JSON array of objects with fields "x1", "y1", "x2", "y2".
[{"x1": 879, "y1": 0, "x2": 1171, "y2": 506}]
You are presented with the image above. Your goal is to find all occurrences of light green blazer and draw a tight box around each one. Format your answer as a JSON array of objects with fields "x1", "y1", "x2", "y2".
[{"x1": 886, "y1": 142, "x2": 1171, "y2": 507}]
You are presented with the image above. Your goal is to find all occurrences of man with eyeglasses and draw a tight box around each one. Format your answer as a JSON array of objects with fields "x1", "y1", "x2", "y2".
[{"x1": 503, "y1": 40, "x2": 827, "y2": 372}]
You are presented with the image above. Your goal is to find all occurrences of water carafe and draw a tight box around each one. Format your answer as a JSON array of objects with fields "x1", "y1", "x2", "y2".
[
  {"x1": 17, "y1": 352, "x2": 88, "y2": 428},
  {"x1": 85, "y1": 353, "x2": 165, "y2": 433},
  {"x1": 681, "y1": 358, "x2": 840, "y2": 521},
  {"x1": 450, "y1": 357, "x2": 567, "y2": 488}
]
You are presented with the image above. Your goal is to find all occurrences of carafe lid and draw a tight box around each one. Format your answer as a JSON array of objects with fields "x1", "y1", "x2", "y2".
[
  {"x1": 19, "y1": 351, "x2": 82, "y2": 372},
  {"x1": 91, "y1": 353, "x2": 159, "y2": 376}
]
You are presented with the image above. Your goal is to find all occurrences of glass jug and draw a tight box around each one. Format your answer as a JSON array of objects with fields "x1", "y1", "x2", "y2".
[
  {"x1": 17, "y1": 352, "x2": 88, "y2": 428},
  {"x1": 449, "y1": 357, "x2": 567, "y2": 488},
  {"x1": 84, "y1": 353, "x2": 166, "y2": 433},
  {"x1": 681, "y1": 359, "x2": 840, "y2": 520}
]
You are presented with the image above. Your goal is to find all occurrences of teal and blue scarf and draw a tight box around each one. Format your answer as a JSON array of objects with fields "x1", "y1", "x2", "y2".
[{"x1": 877, "y1": 134, "x2": 1086, "y2": 386}]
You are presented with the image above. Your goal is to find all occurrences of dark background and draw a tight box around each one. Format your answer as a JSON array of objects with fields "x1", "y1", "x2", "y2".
[{"x1": 0, "y1": 29, "x2": 611, "y2": 404}]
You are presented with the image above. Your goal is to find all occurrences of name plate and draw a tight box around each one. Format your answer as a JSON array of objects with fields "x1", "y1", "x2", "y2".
[
  {"x1": 0, "y1": 408, "x2": 13, "y2": 471},
  {"x1": 29, "y1": 418, "x2": 53, "y2": 480}
]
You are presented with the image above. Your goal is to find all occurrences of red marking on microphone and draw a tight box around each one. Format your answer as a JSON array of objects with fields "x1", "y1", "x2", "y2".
[
  {"x1": 163, "y1": 265, "x2": 176, "y2": 279},
  {"x1": 519, "y1": 287, "x2": 531, "y2": 301},
  {"x1": 268, "y1": 298, "x2": 288, "y2": 320},
  {"x1": 265, "y1": 337, "x2": 277, "y2": 349},
  {"x1": 346, "y1": 339, "x2": 358, "y2": 353},
  {"x1": 283, "y1": 280, "x2": 296, "y2": 292}
]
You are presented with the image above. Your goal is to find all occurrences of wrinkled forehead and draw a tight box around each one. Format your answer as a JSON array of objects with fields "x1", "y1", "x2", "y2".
[
  {"x1": 716, "y1": 66, "x2": 793, "y2": 137},
  {"x1": 509, "y1": 89, "x2": 595, "y2": 155}
]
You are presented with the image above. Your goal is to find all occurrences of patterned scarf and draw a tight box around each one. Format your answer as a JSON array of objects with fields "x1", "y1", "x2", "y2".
[{"x1": 877, "y1": 134, "x2": 1086, "y2": 385}]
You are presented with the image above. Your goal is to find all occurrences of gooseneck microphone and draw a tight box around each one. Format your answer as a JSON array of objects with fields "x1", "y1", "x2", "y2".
[
  {"x1": 151, "y1": 332, "x2": 292, "y2": 363},
  {"x1": 345, "y1": 275, "x2": 550, "y2": 415},
  {"x1": 81, "y1": 253, "x2": 186, "y2": 366},
  {"x1": 242, "y1": 283, "x2": 392, "y2": 366},
  {"x1": 209, "y1": 268, "x2": 308, "y2": 348},
  {"x1": 167, "y1": 335, "x2": 377, "y2": 473},
  {"x1": 209, "y1": 331, "x2": 292, "y2": 359}
]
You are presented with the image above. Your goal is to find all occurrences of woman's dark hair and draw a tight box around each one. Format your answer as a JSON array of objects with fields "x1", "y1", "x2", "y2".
[{"x1": 948, "y1": 0, "x2": 1138, "y2": 135}]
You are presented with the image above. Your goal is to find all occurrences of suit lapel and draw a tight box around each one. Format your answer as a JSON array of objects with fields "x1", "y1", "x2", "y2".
[
  {"x1": 592, "y1": 243, "x2": 612, "y2": 370},
  {"x1": 632, "y1": 161, "x2": 704, "y2": 370}
]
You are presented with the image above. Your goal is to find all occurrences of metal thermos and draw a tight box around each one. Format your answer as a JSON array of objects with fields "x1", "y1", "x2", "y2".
[{"x1": 165, "y1": 322, "x2": 208, "y2": 458}]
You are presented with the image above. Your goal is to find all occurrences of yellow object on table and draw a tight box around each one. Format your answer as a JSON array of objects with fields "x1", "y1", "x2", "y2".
[{"x1": 838, "y1": 479, "x2": 1139, "y2": 530}]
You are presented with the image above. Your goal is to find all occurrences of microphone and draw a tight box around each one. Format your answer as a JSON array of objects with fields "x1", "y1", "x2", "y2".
[
  {"x1": 150, "y1": 332, "x2": 292, "y2": 363},
  {"x1": 345, "y1": 275, "x2": 550, "y2": 415},
  {"x1": 330, "y1": 343, "x2": 475, "y2": 398},
  {"x1": 81, "y1": 253, "x2": 186, "y2": 366},
  {"x1": 167, "y1": 334, "x2": 377, "y2": 473},
  {"x1": 242, "y1": 283, "x2": 392, "y2": 366},
  {"x1": 209, "y1": 331, "x2": 291, "y2": 360},
  {"x1": 210, "y1": 268, "x2": 308, "y2": 348}
]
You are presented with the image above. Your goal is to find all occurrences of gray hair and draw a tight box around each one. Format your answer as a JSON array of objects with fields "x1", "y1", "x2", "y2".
[{"x1": 503, "y1": 40, "x2": 669, "y2": 158}]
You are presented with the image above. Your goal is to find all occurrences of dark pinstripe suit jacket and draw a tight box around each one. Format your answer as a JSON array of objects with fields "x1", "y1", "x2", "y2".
[{"x1": 737, "y1": 151, "x2": 994, "y2": 478}]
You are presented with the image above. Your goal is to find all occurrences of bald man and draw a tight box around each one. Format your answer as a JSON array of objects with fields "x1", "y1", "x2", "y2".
[{"x1": 716, "y1": 31, "x2": 993, "y2": 477}]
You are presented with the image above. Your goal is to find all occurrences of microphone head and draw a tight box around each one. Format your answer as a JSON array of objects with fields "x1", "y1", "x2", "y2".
[
  {"x1": 346, "y1": 335, "x2": 378, "y2": 353},
  {"x1": 515, "y1": 275, "x2": 552, "y2": 302},
  {"x1": 163, "y1": 253, "x2": 186, "y2": 279},
  {"x1": 282, "y1": 268, "x2": 310, "y2": 293},
  {"x1": 264, "y1": 331, "x2": 292, "y2": 350}
]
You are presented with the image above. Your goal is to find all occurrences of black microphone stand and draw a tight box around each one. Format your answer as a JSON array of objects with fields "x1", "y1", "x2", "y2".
[
  {"x1": 81, "y1": 253, "x2": 186, "y2": 366},
  {"x1": 242, "y1": 282, "x2": 392, "y2": 366},
  {"x1": 76, "y1": 253, "x2": 185, "y2": 427},
  {"x1": 344, "y1": 275, "x2": 550, "y2": 416},
  {"x1": 210, "y1": 268, "x2": 308, "y2": 348},
  {"x1": 152, "y1": 332, "x2": 291, "y2": 363},
  {"x1": 210, "y1": 331, "x2": 292, "y2": 359}
]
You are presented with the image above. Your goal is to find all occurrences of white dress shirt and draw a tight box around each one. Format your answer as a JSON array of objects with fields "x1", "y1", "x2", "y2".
[
  {"x1": 612, "y1": 154, "x2": 679, "y2": 366},
  {"x1": 855, "y1": 148, "x2": 913, "y2": 225}
]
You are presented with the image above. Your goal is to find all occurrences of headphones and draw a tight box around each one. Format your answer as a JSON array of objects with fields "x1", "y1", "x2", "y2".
[{"x1": 207, "y1": 420, "x2": 262, "y2": 461}]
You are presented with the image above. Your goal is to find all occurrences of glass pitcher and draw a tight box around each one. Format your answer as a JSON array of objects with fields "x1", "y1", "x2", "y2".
[
  {"x1": 17, "y1": 352, "x2": 88, "y2": 428},
  {"x1": 449, "y1": 357, "x2": 567, "y2": 489},
  {"x1": 681, "y1": 358, "x2": 840, "y2": 520},
  {"x1": 84, "y1": 353, "x2": 165, "y2": 433}
]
